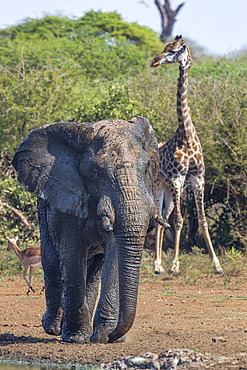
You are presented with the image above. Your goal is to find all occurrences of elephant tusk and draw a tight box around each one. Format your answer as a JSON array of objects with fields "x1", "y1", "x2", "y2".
[
  {"x1": 145, "y1": 193, "x2": 170, "y2": 229},
  {"x1": 97, "y1": 195, "x2": 115, "y2": 232},
  {"x1": 154, "y1": 214, "x2": 170, "y2": 229},
  {"x1": 102, "y1": 216, "x2": 113, "y2": 232}
]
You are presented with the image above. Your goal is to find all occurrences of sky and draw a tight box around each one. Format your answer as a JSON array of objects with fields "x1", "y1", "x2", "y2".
[{"x1": 1, "y1": 0, "x2": 247, "y2": 56}]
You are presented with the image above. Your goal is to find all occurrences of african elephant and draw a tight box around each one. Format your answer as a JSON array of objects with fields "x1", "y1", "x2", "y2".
[{"x1": 12, "y1": 117, "x2": 165, "y2": 344}]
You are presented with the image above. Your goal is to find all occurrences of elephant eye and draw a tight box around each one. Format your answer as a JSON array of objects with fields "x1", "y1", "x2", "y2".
[{"x1": 92, "y1": 168, "x2": 99, "y2": 178}]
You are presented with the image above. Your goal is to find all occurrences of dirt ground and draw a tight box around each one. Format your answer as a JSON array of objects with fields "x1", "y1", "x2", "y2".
[{"x1": 1, "y1": 257, "x2": 247, "y2": 369}]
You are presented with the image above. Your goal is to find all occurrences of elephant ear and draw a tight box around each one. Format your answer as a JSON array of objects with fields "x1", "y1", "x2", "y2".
[
  {"x1": 12, "y1": 122, "x2": 88, "y2": 219},
  {"x1": 129, "y1": 116, "x2": 159, "y2": 177}
]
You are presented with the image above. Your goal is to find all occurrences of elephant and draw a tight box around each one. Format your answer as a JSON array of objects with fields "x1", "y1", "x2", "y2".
[{"x1": 12, "y1": 116, "x2": 168, "y2": 344}]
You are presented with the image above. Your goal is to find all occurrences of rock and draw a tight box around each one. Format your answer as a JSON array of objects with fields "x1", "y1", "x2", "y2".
[
  {"x1": 212, "y1": 336, "x2": 227, "y2": 343},
  {"x1": 125, "y1": 352, "x2": 160, "y2": 369},
  {"x1": 125, "y1": 356, "x2": 150, "y2": 367},
  {"x1": 103, "y1": 348, "x2": 247, "y2": 369},
  {"x1": 166, "y1": 353, "x2": 179, "y2": 369},
  {"x1": 104, "y1": 353, "x2": 160, "y2": 369}
]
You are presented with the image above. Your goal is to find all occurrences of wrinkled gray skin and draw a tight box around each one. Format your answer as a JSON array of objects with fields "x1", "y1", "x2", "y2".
[{"x1": 12, "y1": 117, "x2": 159, "y2": 344}]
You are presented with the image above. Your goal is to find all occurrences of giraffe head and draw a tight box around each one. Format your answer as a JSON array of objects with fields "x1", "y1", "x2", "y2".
[{"x1": 151, "y1": 35, "x2": 192, "y2": 68}]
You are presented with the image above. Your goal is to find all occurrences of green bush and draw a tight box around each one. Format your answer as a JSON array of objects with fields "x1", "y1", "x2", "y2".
[
  {"x1": 0, "y1": 11, "x2": 163, "y2": 79},
  {"x1": 0, "y1": 177, "x2": 38, "y2": 239},
  {"x1": 0, "y1": 61, "x2": 83, "y2": 154}
]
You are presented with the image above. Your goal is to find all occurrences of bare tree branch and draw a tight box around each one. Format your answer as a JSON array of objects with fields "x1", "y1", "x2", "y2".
[
  {"x1": 137, "y1": 0, "x2": 150, "y2": 7},
  {"x1": 0, "y1": 198, "x2": 32, "y2": 230},
  {"x1": 154, "y1": 0, "x2": 185, "y2": 42}
]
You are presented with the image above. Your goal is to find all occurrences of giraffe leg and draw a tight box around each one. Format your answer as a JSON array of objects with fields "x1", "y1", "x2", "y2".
[
  {"x1": 191, "y1": 176, "x2": 223, "y2": 274},
  {"x1": 153, "y1": 178, "x2": 166, "y2": 274},
  {"x1": 171, "y1": 228, "x2": 182, "y2": 275},
  {"x1": 200, "y1": 225, "x2": 223, "y2": 274},
  {"x1": 154, "y1": 223, "x2": 164, "y2": 273},
  {"x1": 170, "y1": 179, "x2": 184, "y2": 275},
  {"x1": 159, "y1": 226, "x2": 165, "y2": 264},
  {"x1": 154, "y1": 184, "x2": 174, "y2": 274}
]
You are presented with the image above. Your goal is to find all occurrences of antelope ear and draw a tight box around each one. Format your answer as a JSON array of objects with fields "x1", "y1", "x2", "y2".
[{"x1": 12, "y1": 122, "x2": 88, "y2": 219}]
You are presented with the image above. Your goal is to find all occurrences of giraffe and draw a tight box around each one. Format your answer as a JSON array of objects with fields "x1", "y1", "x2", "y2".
[{"x1": 151, "y1": 35, "x2": 223, "y2": 275}]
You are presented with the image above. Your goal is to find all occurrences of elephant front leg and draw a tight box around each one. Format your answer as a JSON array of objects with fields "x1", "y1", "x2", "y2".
[
  {"x1": 38, "y1": 199, "x2": 63, "y2": 336},
  {"x1": 60, "y1": 244, "x2": 92, "y2": 343},
  {"x1": 86, "y1": 253, "x2": 104, "y2": 321},
  {"x1": 42, "y1": 259, "x2": 63, "y2": 336},
  {"x1": 91, "y1": 233, "x2": 122, "y2": 343},
  {"x1": 62, "y1": 290, "x2": 92, "y2": 343}
]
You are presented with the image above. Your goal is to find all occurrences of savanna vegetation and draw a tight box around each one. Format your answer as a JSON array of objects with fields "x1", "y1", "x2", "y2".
[{"x1": 0, "y1": 11, "x2": 246, "y2": 276}]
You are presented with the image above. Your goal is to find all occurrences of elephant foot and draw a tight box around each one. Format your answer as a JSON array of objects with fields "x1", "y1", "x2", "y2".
[
  {"x1": 91, "y1": 324, "x2": 126, "y2": 343},
  {"x1": 90, "y1": 331, "x2": 109, "y2": 344},
  {"x1": 62, "y1": 333, "x2": 91, "y2": 344},
  {"x1": 42, "y1": 307, "x2": 63, "y2": 336},
  {"x1": 91, "y1": 331, "x2": 126, "y2": 343},
  {"x1": 91, "y1": 324, "x2": 113, "y2": 343},
  {"x1": 62, "y1": 328, "x2": 92, "y2": 344},
  {"x1": 61, "y1": 302, "x2": 93, "y2": 343}
]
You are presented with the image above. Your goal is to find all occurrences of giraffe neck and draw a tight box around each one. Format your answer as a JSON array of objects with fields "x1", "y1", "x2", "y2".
[{"x1": 176, "y1": 64, "x2": 194, "y2": 142}]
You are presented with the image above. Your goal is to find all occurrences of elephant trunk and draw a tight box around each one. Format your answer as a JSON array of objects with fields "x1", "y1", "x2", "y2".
[
  {"x1": 108, "y1": 231, "x2": 144, "y2": 342},
  {"x1": 108, "y1": 183, "x2": 149, "y2": 342}
]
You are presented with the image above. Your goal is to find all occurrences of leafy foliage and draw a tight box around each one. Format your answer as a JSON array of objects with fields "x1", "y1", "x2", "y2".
[
  {"x1": 0, "y1": 12, "x2": 163, "y2": 78},
  {"x1": 0, "y1": 177, "x2": 38, "y2": 238},
  {"x1": 0, "y1": 61, "x2": 82, "y2": 154},
  {"x1": 73, "y1": 84, "x2": 140, "y2": 123}
]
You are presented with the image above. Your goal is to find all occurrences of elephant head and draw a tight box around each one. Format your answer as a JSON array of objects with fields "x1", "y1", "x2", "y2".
[{"x1": 12, "y1": 117, "x2": 160, "y2": 342}]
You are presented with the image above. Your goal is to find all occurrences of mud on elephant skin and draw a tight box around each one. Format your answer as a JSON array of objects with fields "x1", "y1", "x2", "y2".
[{"x1": 12, "y1": 116, "x2": 162, "y2": 344}]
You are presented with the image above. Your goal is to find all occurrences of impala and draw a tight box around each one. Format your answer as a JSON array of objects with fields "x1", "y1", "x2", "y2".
[{"x1": 4, "y1": 235, "x2": 44, "y2": 295}]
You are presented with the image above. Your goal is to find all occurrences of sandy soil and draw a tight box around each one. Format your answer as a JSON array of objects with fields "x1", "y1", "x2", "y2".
[{"x1": 1, "y1": 258, "x2": 247, "y2": 368}]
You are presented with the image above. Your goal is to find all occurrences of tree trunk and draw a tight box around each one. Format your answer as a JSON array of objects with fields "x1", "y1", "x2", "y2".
[{"x1": 154, "y1": 0, "x2": 185, "y2": 42}]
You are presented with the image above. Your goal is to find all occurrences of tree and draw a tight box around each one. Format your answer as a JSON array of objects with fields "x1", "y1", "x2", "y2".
[{"x1": 154, "y1": 0, "x2": 185, "y2": 42}]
